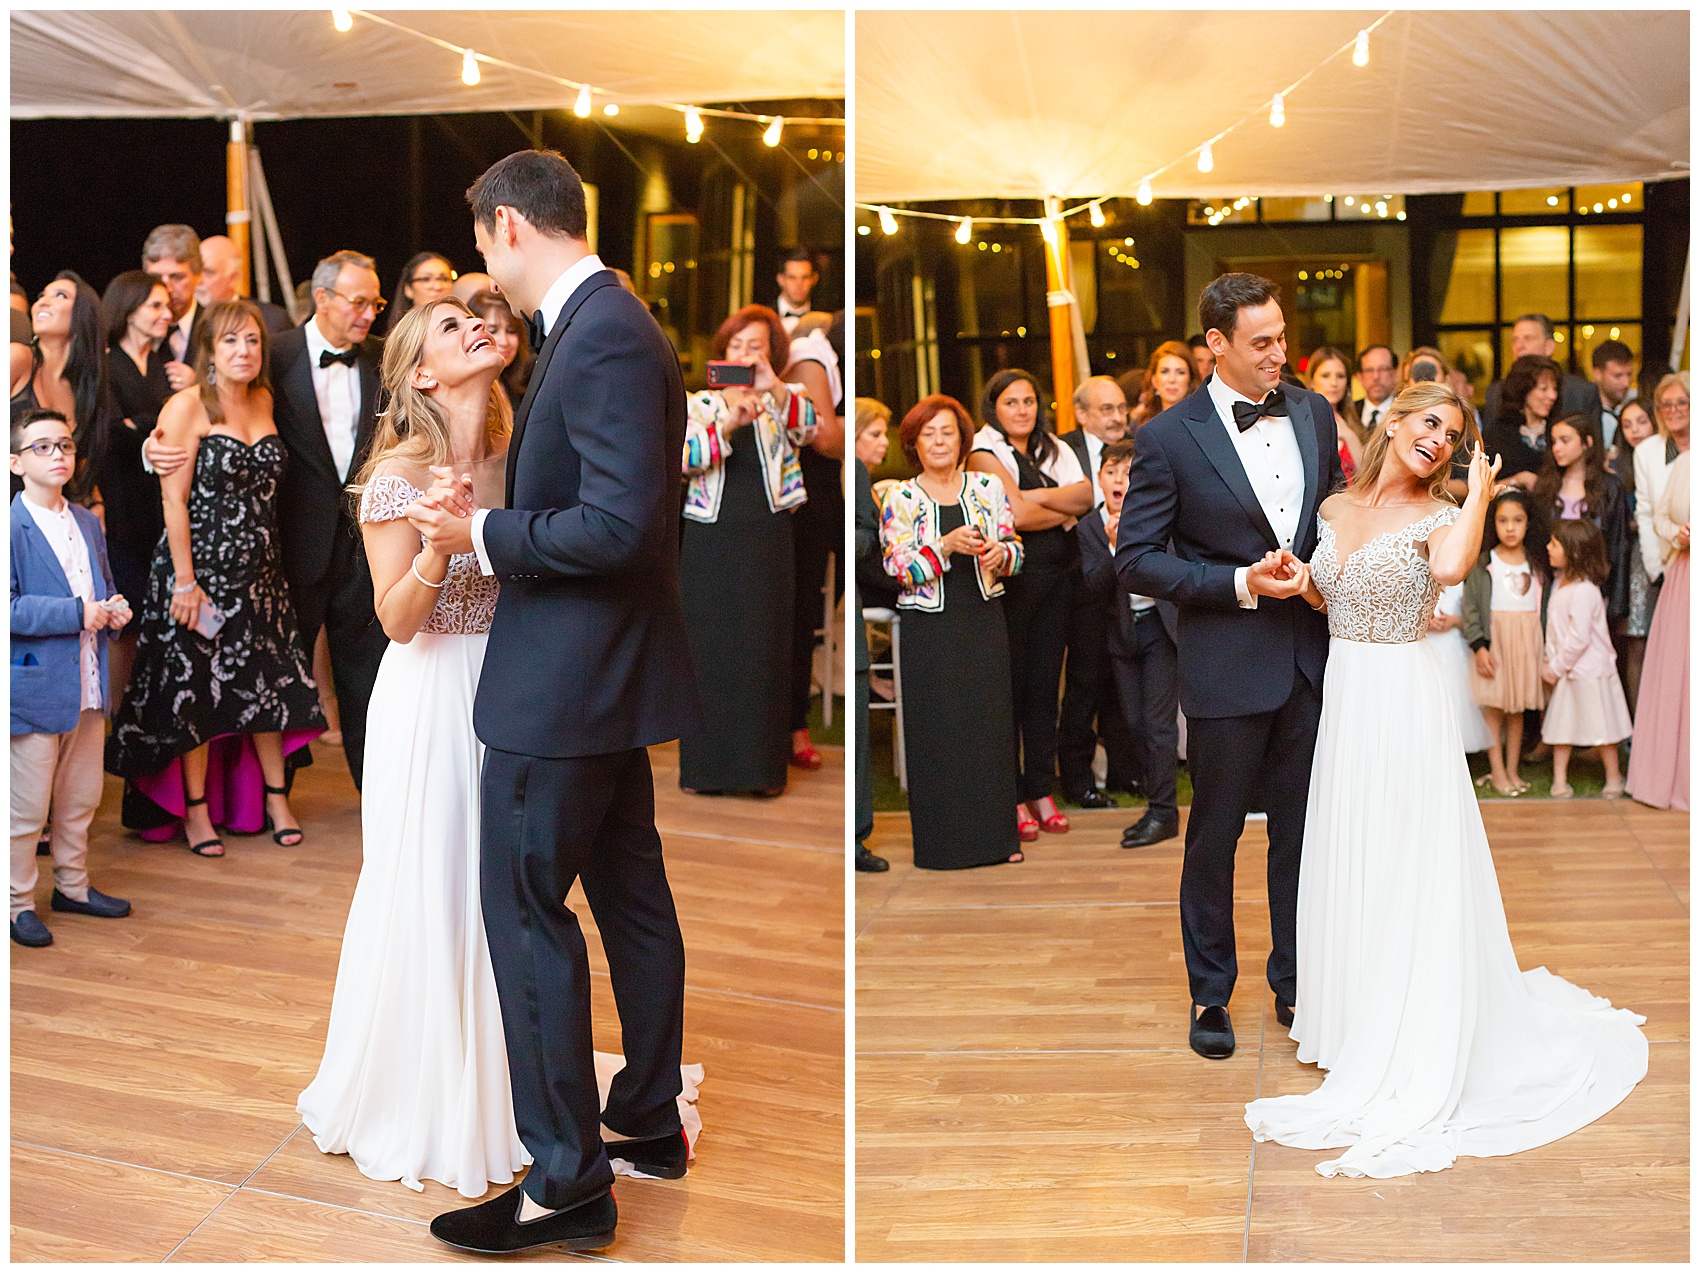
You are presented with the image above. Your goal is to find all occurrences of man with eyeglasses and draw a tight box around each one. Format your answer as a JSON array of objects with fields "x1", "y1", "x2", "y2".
[
  {"x1": 144, "y1": 248, "x2": 390, "y2": 790},
  {"x1": 141, "y1": 224, "x2": 206, "y2": 393}
]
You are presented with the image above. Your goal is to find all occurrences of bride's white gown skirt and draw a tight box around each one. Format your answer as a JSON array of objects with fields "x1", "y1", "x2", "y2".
[{"x1": 1244, "y1": 637, "x2": 1647, "y2": 1178}]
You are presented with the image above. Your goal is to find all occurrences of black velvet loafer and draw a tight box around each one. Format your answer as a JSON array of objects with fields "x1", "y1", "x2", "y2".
[
  {"x1": 11, "y1": 910, "x2": 52, "y2": 947},
  {"x1": 51, "y1": 887, "x2": 131, "y2": 919},
  {"x1": 1120, "y1": 813, "x2": 1179, "y2": 848},
  {"x1": 430, "y1": 1184, "x2": 616, "y2": 1255},
  {"x1": 606, "y1": 1128, "x2": 690, "y2": 1179},
  {"x1": 855, "y1": 845, "x2": 891, "y2": 873},
  {"x1": 1190, "y1": 1004, "x2": 1234, "y2": 1059}
]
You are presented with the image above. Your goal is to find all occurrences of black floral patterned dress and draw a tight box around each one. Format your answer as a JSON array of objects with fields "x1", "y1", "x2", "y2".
[{"x1": 106, "y1": 432, "x2": 325, "y2": 833}]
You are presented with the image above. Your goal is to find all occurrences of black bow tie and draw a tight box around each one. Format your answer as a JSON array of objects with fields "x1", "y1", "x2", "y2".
[
  {"x1": 1231, "y1": 392, "x2": 1289, "y2": 433},
  {"x1": 527, "y1": 310, "x2": 547, "y2": 354},
  {"x1": 319, "y1": 348, "x2": 359, "y2": 369}
]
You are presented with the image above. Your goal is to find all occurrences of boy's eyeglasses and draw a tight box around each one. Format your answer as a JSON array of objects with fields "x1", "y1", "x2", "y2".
[{"x1": 16, "y1": 438, "x2": 77, "y2": 457}]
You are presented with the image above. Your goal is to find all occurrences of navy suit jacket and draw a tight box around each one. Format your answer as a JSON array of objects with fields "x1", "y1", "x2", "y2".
[
  {"x1": 268, "y1": 322, "x2": 383, "y2": 592},
  {"x1": 1114, "y1": 380, "x2": 1342, "y2": 719},
  {"x1": 1077, "y1": 509, "x2": 1178, "y2": 655},
  {"x1": 474, "y1": 269, "x2": 701, "y2": 758},
  {"x1": 10, "y1": 494, "x2": 118, "y2": 735}
]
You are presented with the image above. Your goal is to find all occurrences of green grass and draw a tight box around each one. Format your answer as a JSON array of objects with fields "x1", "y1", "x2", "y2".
[
  {"x1": 806, "y1": 694, "x2": 845, "y2": 748},
  {"x1": 867, "y1": 703, "x2": 1625, "y2": 811}
]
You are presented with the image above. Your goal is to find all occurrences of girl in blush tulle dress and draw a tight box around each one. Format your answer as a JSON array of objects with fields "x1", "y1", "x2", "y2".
[
  {"x1": 1539, "y1": 519, "x2": 1631, "y2": 798},
  {"x1": 1424, "y1": 581, "x2": 1493, "y2": 753},
  {"x1": 1462, "y1": 490, "x2": 1549, "y2": 795}
]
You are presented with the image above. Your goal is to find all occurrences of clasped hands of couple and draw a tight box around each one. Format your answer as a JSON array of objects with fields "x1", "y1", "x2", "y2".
[
  {"x1": 404, "y1": 466, "x2": 480, "y2": 558},
  {"x1": 1246, "y1": 548, "x2": 1318, "y2": 607}
]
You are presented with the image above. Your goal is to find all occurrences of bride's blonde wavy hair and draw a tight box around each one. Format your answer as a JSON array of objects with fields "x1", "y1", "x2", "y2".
[
  {"x1": 1346, "y1": 381, "x2": 1479, "y2": 503},
  {"x1": 349, "y1": 296, "x2": 512, "y2": 499}
]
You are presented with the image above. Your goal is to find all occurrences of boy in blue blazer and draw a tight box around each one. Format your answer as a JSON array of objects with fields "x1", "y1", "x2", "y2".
[{"x1": 11, "y1": 407, "x2": 133, "y2": 947}]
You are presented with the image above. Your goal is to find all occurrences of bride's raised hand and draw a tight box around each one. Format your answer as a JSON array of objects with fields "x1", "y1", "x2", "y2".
[{"x1": 1466, "y1": 444, "x2": 1502, "y2": 503}]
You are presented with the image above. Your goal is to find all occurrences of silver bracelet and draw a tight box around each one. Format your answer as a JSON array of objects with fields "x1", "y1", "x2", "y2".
[
  {"x1": 411, "y1": 560, "x2": 447, "y2": 589},
  {"x1": 172, "y1": 578, "x2": 198, "y2": 594}
]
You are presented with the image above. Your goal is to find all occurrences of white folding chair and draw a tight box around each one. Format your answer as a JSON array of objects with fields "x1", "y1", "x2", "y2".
[{"x1": 862, "y1": 606, "x2": 905, "y2": 791}]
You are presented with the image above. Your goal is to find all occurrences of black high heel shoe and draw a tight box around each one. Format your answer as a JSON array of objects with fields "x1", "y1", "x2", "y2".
[
  {"x1": 183, "y1": 795, "x2": 224, "y2": 858},
  {"x1": 263, "y1": 784, "x2": 303, "y2": 847}
]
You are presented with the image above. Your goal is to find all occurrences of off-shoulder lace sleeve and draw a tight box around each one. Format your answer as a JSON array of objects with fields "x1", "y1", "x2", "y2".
[{"x1": 359, "y1": 472, "x2": 422, "y2": 525}]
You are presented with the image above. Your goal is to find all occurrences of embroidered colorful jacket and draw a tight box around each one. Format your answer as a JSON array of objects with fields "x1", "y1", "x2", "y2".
[
  {"x1": 880, "y1": 471, "x2": 1024, "y2": 613},
  {"x1": 683, "y1": 386, "x2": 818, "y2": 523}
]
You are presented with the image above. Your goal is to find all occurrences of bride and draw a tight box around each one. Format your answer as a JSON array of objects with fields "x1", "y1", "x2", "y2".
[
  {"x1": 1243, "y1": 381, "x2": 1647, "y2": 1179},
  {"x1": 296, "y1": 297, "x2": 699, "y2": 1196}
]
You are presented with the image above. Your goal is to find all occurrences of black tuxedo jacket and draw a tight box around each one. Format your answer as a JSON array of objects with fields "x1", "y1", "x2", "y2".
[
  {"x1": 1114, "y1": 380, "x2": 1341, "y2": 719},
  {"x1": 474, "y1": 269, "x2": 700, "y2": 759},
  {"x1": 268, "y1": 323, "x2": 383, "y2": 592},
  {"x1": 1078, "y1": 509, "x2": 1179, "y2": 654}
]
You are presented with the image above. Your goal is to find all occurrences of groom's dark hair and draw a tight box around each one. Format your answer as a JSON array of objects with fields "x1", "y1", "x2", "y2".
[
  {"x1": 466, "y1": 149, "x2": 589, "y2": 241},
  {"x1": 1199, "y1": 272, "x2": 1281, "y2": 341}
]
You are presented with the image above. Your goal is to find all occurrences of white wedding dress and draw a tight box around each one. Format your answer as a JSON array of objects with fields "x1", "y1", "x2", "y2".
[
  {"x1": 298, "y1": 473, "x2": 702, "y2": 1198},
  {"x1": 1244, "y1": 507, "x2": 1647, "y2": 1179}
]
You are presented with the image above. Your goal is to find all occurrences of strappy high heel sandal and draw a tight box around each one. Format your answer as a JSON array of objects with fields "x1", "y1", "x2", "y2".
[
  {"x1": 263, "y1": 784, "x2": 304, "y2": 847},
  {"x1": 183, "y1": 795, "x2": 224, "y2": 858}
]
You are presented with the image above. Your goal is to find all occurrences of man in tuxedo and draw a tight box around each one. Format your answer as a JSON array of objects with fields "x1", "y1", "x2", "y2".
[
  {"x1": 410, "y1": 149, "x2": 700, "y2": 1255},
  {"x1": 1080, "y1": 439, "x2": 1180, "y2": 847},
  {"x1": 141, "y1": 224, "x2": 206, "y2": 394},
  {"x1": 1483, "y1": 313, "x2": 1596, "y2": 425},
  {"x1": 142, "y1": 249, "x2": 388, "y2": 789},
  {"x1": 774, "y1": 247, "x2": 818, "y2": 333},
  {"x1": 1353, "y1": 344, "x2": 1398, "y2": 432},
  {"x1": 198, "y1": 235, "x2": 294, "y2": 334},
  {"x1": 1589, "y1": 338, "x2": 1636, "y2": 450},
  {"x1": 1116, "y1": 273, "x2": 1341, "y2": 1060},
  {"x1": 1058, "y1": 375, "x2": 1138, "y2": 807}
]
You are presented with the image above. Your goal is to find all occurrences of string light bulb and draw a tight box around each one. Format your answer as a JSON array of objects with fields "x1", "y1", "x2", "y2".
[
  {"x1": 878, "y1": 207, "x2": 899, "y2": 236},
  {"x1": 955, "y1": 217, "x2": 973, "y2": 245},
  {"x1": 1353, "y1": 29, "x2": 1370, "y2": 67},
  {"x1": 683, "y1": 107, "x2": 703, "y2": 143},
  {"x1": 573, "y1": 84, "x2": 591, "y2": 117},
  {"x1": 763, "y1": 116, "x2": 784, "y2": 147},
  {"x1": 1270, "y1": 93, "x2": 1285, "y2": 128},
  {"x1": 331, "y1": 9, "x2": 352, "y2": 32},
  {"x1": 603, "y1": 103, "x2": 619, "y2": 116},
  {"x1": 1136, "y1": 181, "x2": 1153, "y2": 206},
  {"x1": 1197, "y1": 141, "x2": 1214, "y2": 173},
  {"x1": 461, "y1": 48, "x2": 481, "y2": 86},
  {"x1": 1089, "y1": 200, "x2": 1106, "y2": 228}
]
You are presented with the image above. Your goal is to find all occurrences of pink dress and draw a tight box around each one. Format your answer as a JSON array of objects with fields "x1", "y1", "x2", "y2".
[
  {"x1": 1626, "y1": 551, "x2": 1689, "y2": 809},
  {"x1": 1540, "y1": 578, "x2": 1632, "y2": 746}
]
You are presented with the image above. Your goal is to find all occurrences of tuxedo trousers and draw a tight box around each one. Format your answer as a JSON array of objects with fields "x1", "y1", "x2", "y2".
[
  {"x1": 1181, "y1": 673, "x2": 1322, "y2": 1009},
  {"x1": 480, "y1": 744, "x2": 686, "y2": 1210},
  {"x1": 289, "y1": 524, "x2": 386, "y2": 790},
  {"x1": 1109, "y1": 610, "x2": 1180, "y2": 817},
  {"x1": 1057, "y1": 579, "x2": 1137, "y2": 793}
]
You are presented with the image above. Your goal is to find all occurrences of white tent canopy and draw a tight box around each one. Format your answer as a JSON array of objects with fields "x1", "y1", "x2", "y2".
[
  {"x1": 11, "y1": 9, "x2": 844, "y2": 121},
  {"x1": 857, "y1": 10, "x2": 1688, "y2": 203}
]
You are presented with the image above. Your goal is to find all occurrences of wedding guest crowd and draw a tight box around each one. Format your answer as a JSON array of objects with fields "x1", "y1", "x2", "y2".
[{"x1": 851, "y1": 317, "x2": 1688, "y2": 871}]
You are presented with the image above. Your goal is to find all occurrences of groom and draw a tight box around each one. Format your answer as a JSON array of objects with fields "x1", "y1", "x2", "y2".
[
  {"x1": 409, "y1": 149, "x2": 701, "y2": 1253},
  {"x1": 1114, "y1": 273, "x2": 1341, "y2": 1060}
]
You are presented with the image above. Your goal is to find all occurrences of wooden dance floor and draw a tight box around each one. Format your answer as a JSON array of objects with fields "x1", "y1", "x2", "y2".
[
  {"x1": 857, "y1": 799, "x2": 1688, "y2": 1262},
  {"x1": 13, "y1": 740, "x2": 844, "y2": 1262}
]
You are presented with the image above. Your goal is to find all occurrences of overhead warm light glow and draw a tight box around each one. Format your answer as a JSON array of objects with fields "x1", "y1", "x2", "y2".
[
  {"x1": 1608, "y1": 198, "x2": 1618, "y2": 208},
  {"x1": 857, "y1": 225, "x2": 870, "y2": 236},
  {"x1": 1547, "y1": 195, "x2": 1559, "y2": 206},
  {"x1": 1136, "y1": 181, "x2": 1153, "y2": 206},
  {"x1": 1270, "y1": 93, "x2": 1285, "y2": 128},
  {"x1": 1124, "y1": 237, "x2": 1134, "y2": 247},
  {"x1": 574, "y1": 84, "x2": 592, "y2": 117},
  {"x1": 878, "y1": 207, "x2": 899, "y2": 236},
  {"x1": 1344, "y1": 195, "x2": 1355, "y2": 207},
  {"x1": 955, "y1": 217, "x2": 973, "y2": 245},
  {"x1": 1396, "y1": 211, "x2": 1407, "y2": 221},
  {"x1": 332, "y1": 9, "x2": 352, "y2": 32},
  {"x1": 1593, "y1": 202, "x2": 1604, "y2": 213},
  {"x1": 1089, "y1": 200, "x2": 1106, "y2": 228},
  {"x1": 1353, "y1": 29, "x2": 1370, "y2": 67},
  {"x1": 461, "y1": 48, "x2": 481, "y2": 86},
  {"x1": 603, "y1": 103, "x2": 619, "y2": 116},
  {"x1": 1376, "y1": 200, "x2": 1388, "y2": 217},
  {"x1": 1198, "y1": 141, "x2": 1214, "y2": 173},
  {"x1": 763, "y1": 116, "x2": 784, "y2": 147},
  {"x1": 1040, "y1": 218, "x2": 1058, "y2": 246},
  {"x1": 684, "y1": 107, "x2": 703, "y2": 143},
  {"x1": 1324, "y1": 194, "x2": 1334, "y2": 203}
]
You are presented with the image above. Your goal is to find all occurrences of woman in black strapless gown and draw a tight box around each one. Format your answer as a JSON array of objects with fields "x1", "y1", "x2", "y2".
[{"x1": 106, "y1": 300, "x2": 323, "y2": 856}]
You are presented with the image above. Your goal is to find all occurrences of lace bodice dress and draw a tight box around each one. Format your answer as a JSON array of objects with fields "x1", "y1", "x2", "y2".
[
  {"x1": 1245, "y1": 503, "x2": 1646, "y2": 1178},
  {"x1": 357, "y1": 473, "x2": 499, "y2": 633},
  {"x1": 1308, "y1": 505, "x2": 1459, "y2": 643}
]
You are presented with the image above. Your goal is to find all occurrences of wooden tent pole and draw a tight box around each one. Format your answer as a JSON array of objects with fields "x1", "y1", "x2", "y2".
[
  {"x1": 226, "y1": 118, "x2": 252, "y2": 297},
  {"x1": 1042, "y1": 195, "x2": 1078, "y2": 433}
]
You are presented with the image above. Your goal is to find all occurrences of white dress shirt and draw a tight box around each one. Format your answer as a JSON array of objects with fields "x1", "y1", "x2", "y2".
[
  {"x1": 303, "y1": 315, "x2": 363, "y2": 482},
  {"x1": 164, "y1": 299, "x2": 198, "y2": 364},
  {"x1": 1360, "y1": 394, "x2": 1394, "y2": 433},
  {"x1": 23, "y1": 493, "x2": 102, "y2": 712},
  {"x1": 1204, "y1": 374, "x2": 1305, "y2": 609},
  {"x1": 471, "y1": 253, "x2": 606, "y2": 575},
  {"x1": 776, "y1": 296, "x2": 810, "y2": 334}
]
